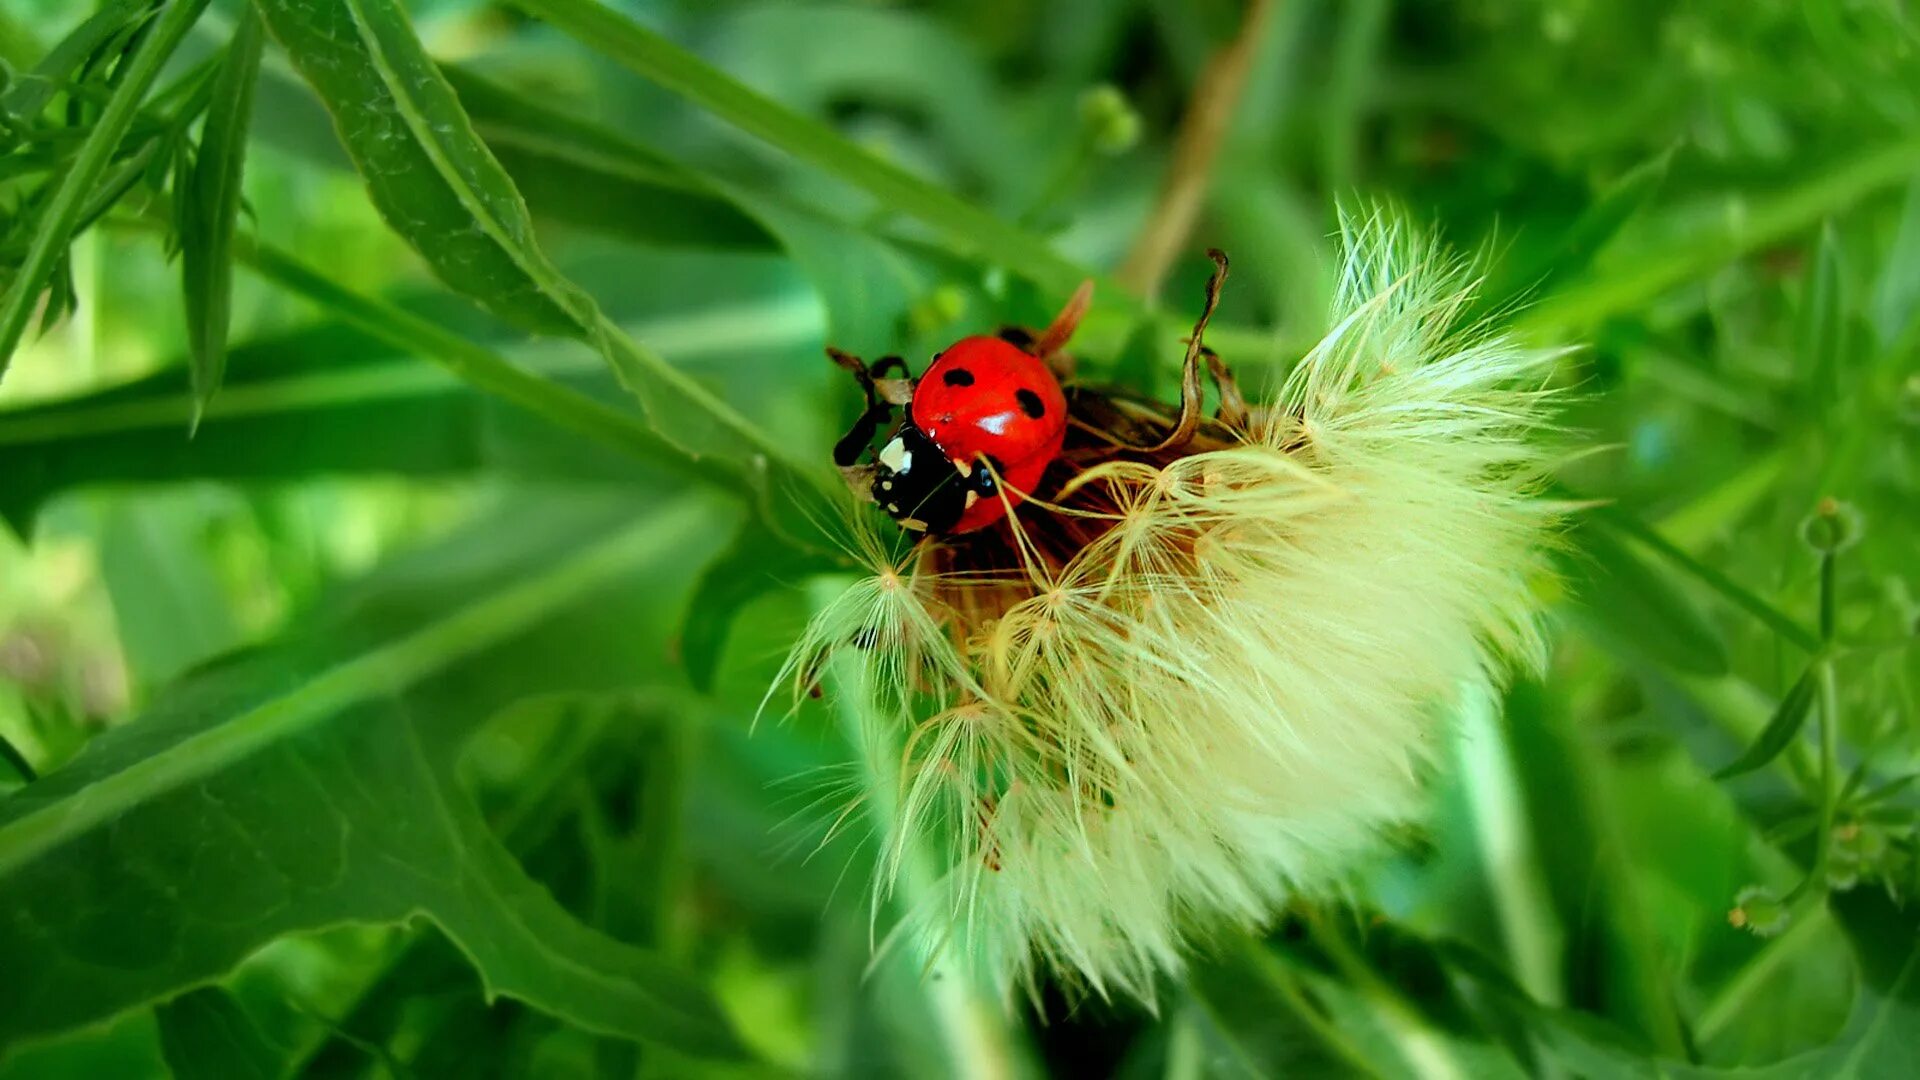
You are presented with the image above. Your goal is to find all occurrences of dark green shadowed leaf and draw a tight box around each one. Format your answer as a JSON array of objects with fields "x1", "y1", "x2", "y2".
[
  {"x1": 441, "y1": 65, "x2": 774, "y2": 253},
  {"x1": 0, "y1": 498, "x2": 745, "y2": 1060},
  {"x1": 180, "y1": 7, "x2": 265, "y2": 429},
  {"x1": 1714, "y1": 665, "x2": 1819, "y2": 781},
  {"x1": 0, "y1": 0, "x2": 213, "y2": 378},
  {"x1": 682, "y1": 521, "x2": 831, "y2": 692},
  {"x1": 503, "y1": 0, "x2": 1109, "y2": 302},
  {"x1": 156, "y1": 987, "x2": 290, "y2": 1080},
  {"x1": 1568, "y1": 526, "x2": 1731, "y2": 678},
  {"x1": 1494, "y1": 147, "x2": 1672, "y2": 309}
]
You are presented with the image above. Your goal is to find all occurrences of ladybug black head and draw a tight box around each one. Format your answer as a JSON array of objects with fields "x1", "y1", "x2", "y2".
[{"x1": 870, "y1": 420, "x2": 998, "y2": 535}]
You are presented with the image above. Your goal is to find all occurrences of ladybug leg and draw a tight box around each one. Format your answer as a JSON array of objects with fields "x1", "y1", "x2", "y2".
[
  {"x1": 828, "y1": 349, "x2": 916, "y2": 468},
  {"x1": 1137, "y1": 249, "x2": 1229, "y2": 453},
  {"x1": 869, "y1": 355, "x2": 914, "y2": 407}
]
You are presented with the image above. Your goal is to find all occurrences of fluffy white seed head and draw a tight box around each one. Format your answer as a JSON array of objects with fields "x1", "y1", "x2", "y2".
[{"x1": 780, "y1": 215, "x2": 1564, "y2": 1002}]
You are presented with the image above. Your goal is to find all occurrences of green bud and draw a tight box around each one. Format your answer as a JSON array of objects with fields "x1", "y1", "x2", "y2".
[
  {"x1": 1079, "y1": 85, "x2": 1141, "y2": 156},
  {"x1": 908, "y1": 285, "x2": 968, "y2": 335},
  {"x1": 1729, "y1": 885, "x2": 1789, "y2": 937},
  {"x1": 1799, "y1": 497, "x2": 1862, "y2": 554},
  {"x1": 1899, "y1": 373, "x2": 1920, "y2": 426}
]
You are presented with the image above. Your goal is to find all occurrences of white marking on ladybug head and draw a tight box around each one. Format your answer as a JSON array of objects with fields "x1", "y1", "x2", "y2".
[
  {"x1": 880, "y1": 479, "x2": 893, "y2": 491},
  {"x1": 878, "y1": 436, "x2": 912, "y2": 474}
]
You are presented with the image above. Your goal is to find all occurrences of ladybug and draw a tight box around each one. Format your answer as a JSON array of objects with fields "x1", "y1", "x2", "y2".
[{"x1": 832, "y1": 334, "x2": 1069, "y2": 535}]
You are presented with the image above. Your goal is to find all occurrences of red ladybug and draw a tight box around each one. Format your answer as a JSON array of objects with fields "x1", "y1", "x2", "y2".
[{"x1": 833, "y1": 335, "x2": 1069, "y2": 534}]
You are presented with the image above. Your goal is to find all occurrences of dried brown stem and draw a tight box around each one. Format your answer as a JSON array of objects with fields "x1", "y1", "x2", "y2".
[{"x1": 1117, "y1": 0, "x2": 1277, "y2": 301}]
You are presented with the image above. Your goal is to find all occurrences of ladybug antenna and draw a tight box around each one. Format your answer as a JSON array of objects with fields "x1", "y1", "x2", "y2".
[{"x1": 1033, "y1": 279, "x2": 1095, "y2": 362}]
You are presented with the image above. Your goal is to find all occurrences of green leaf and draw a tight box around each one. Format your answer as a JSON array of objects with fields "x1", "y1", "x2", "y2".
[
  {"x1": 503, "y1": 0, "x2": 1108, "y2": 302},
  {"x1": 1871, "y1": 177, "x2": 1920, "y2": 345},
  {"x1": 1569, "y1": 525, "x2": 1731, "y2": 678},
  {"x1": 1496, "y1": 147, "x2": 1672, "y2": 309},
  {"x1": 252, "y1": 0, "x2": 830, "y2": 536},
  {"x1": 0, "y1": 0, "x2": 153, "y2": 129},
  {"x1": 0, "y1": 497, "x2": 745, "y2": 1059},
  {"x1": 156, "y1": 987, "x2": 290, "y2": 1080},
  {"x1": 1713, "y1": 665, "x2": 1820, "y2": 780},
  {"x1": 1798, "y1": 220, "x2": 1846, "y2": 410},
  {"x1": 0, "y1": 0, "x2": 213, "y2": 378},
  {"x1": 1519, "y1": 136, "x2": 1920, "y2": 337},
  {"x1": 1588, "y1": 503, "x2": 1820, "y2": 653},
  {"x1": 682, "y1": 522, "x2": 829, "y2": 692},
  {"x1": 251, "y1": 0, "x2": 589, "y2": 335},
  {"x1": 180, "y1": 8, "x2": 264, "y2": 428},
  {"x1": 440, "y1": 64, "x2": 774, "y2": 253}
]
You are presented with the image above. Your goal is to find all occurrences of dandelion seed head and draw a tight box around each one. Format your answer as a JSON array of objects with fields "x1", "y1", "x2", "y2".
[{"x1": 778, "y1": 213, "x2": 1566, "y2": 1002}]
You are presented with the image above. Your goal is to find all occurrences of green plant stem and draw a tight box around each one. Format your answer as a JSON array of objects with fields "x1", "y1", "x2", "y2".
[
  {"x1": 1302, "y1": 914, "x2": 1467, "y2": 1080},
  {"x1": 238, "y1": 241, "x2": 749, "y2": 498},
  {"x1": 1234, "y1": 944, "x2": 1386, "y2": 1079},
  {"x1": 503, "y1": 0, "x2": 1114, "y2": 306},
  {"x1": 1694, "y1": 900, "x2": 1832, "y2": 1043},
  {"x1": 809, "y1": 578, "x2": 1022, "y2": 1080},
  {"x1": 1787, "y1": 661, "x2": 1842, "y2": 905},
  {"x1": 0, "y1": 0, "x2": 212, "y2": 378}
]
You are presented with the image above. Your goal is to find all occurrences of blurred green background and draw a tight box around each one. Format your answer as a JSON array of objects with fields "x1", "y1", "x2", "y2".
[{"x1": 1, "y1": 0, "x2": 1916, "y2": 1076}]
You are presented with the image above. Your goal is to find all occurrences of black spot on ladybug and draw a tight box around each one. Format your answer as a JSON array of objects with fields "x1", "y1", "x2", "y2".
[
  {"x1": 943, "y1": 368, "x2": 976, "y2": 387},
  {"x1": 1015, "y1": 388, "x2": 1046, "y2": 418}
]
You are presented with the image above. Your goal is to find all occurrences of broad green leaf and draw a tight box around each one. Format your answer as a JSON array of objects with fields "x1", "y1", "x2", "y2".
[
  {"x1": 0, "y1": 0, "x2": 213, "y2": 378},
  {"x1": 252, "y1": 0, "x2": 831, "y2": 535},
  {"x1": 251, "y1": 0, "x2": 590, "y2": 335},
  {"x1": 180, "y1": 7, "x2": 265, "y2": 427},
  {"x1": 1501, "y1": 680, "x2": 1691, "y2": 1056},
  {"x1": 96, "y1": 492, "x2": 246, "y2": 691},
  {"x1": 682, "y1": 521, "x2": 830, "y2": 692},
  {"x1": 155, "y1": 988, "x2": 290, "y2": 1080},
  {"x1": 441, "y1": 65, "x2": 774, "y2": 253},
  {"x1": 0, "y1": 497, "x2": 745, "y2": 1059},
  {"x1": 1713, "y1": 666, "x2": 1821, "y2": 781}
]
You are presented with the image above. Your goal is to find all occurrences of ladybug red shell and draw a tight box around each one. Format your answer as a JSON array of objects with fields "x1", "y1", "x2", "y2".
[{"x1": 869, "y1": 336, "x2": 1068, "y2": 534}]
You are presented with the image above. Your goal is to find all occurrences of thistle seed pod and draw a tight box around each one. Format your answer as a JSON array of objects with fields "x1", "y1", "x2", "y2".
[{"x1": 781, "y1": 214, "x2": 1565, "y2": 1002}]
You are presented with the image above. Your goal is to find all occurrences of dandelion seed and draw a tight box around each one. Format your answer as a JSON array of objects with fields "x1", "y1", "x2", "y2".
[{"x1": 779, "y1": 211, "x2": 1567, "y2": 1002}]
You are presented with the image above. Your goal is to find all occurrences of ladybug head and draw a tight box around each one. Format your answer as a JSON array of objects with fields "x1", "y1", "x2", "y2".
[{"x1": 869, "y1": 419, "x2": 999, "y2": 535}]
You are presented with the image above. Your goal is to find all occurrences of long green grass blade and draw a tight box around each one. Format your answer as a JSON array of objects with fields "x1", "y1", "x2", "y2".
[{"x1": 505, "y1": 0, "x2": 1110, "y2": 301}]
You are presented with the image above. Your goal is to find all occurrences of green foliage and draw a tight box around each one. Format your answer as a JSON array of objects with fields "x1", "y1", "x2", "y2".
[{"x1": 1, "y1": 0, "x2": 1917, "y2": 1076}]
